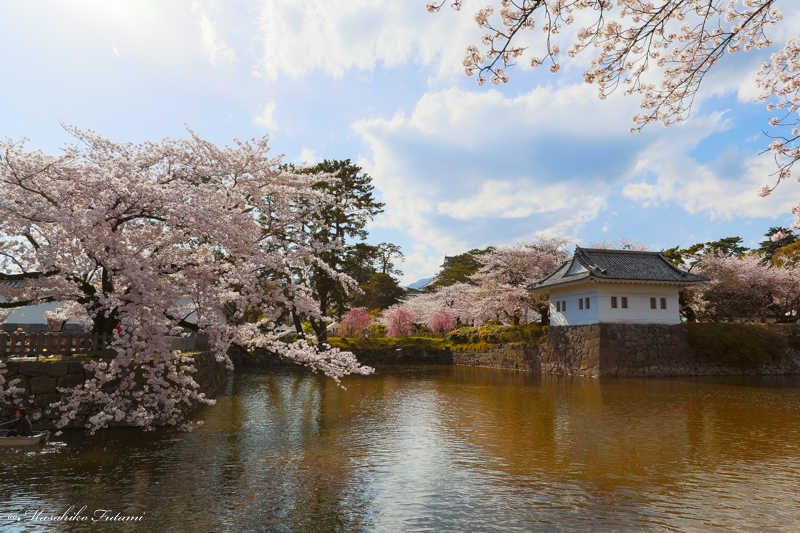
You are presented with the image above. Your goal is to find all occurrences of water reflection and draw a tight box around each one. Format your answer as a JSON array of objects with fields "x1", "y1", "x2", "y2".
[{"x1": 1, "y1": 367, "x2": 800, "y2": 532}]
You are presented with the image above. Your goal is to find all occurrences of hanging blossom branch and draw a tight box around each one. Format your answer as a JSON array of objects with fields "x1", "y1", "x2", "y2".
[
  {"x1": 429, "y1": 1, "x2": 780, "y2": 124},
  {"x1": 757, "y1": 33, "x2": 800, "y2": 231},
  {"x1": 430, "y1": 1, "x2": 799, "y2": 224}
]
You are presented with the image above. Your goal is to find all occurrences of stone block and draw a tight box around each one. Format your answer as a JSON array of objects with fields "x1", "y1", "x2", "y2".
[
  {"x1": 32, "y1": 392, "x2": 60, "y2": 409},
  {"x1": 19, "y1": 361, "x2": 52, "y2": 377},
  {"x1": 4, "y1": 361, "x2": 20, "y2": 376},
  {"x1": 68, "y1": 362, "x2": 85, "y2": 374},
  {"x1": 48, "y1": 362, "x2": 69, "y2": 378},
  {"x1": 58, "y1": 374, "x2": 86, "y2": 389},
  {"x1": 636, "y1": 352, "x2": 646, "y2": 362},
  {"x1": 29, "y1": 376, "x2": 57, "y2": 395}
]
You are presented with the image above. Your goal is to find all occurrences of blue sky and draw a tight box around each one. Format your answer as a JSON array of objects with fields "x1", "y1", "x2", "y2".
[{"x1": 3, "y1": 1, "x2": 800, "y2": 284}]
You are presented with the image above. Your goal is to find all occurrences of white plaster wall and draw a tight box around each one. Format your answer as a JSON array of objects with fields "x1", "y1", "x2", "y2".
[
  {"x1": 547, "y1": 283, "x2": 682, "y2": 326},
  {"x1": 596, "y1": 284, "x2": 681, "y2": 325},
  {"x1": 1, "y1": 297, "x2": 226, "y2": 326},
  {"x1": 1, "y1": 301, "x2": 73, "y2": 325},
  {"x1": 548, "y1": 285, "x2": 600, "y2": 326}
]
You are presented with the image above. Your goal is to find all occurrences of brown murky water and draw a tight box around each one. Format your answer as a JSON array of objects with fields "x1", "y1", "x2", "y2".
[{"x1": 1, "y1": 366, "x2": 800, "y2": 532}]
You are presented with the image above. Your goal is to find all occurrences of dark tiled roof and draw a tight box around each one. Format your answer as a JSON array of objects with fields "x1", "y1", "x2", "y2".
[{"x1": 528, "y1": 247, "x2": 706, "y2": 291}]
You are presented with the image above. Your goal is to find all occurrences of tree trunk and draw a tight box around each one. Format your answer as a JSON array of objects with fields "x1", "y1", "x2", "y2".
[
  {"x1": 291, "y1": 309, "x2": 306, "y2": 339},
  {"x1": 310, "y1": 317, "x2": 328, "y2": 346}
]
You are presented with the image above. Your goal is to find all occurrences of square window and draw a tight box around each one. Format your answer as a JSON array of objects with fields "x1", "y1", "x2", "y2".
[
  {"x1": 556, "y1": 301, "x2": 560, "y2": 312},
  {"x1": 661, "y1": 298, "x2": 667, "y2": 310},
  {"x1": 650, "y1": 298, "x2": 656, "y2": 309},
  {"x1": 621, "y1": 297, "x2": 628, "y2": 308},
  {"x1": 585, "y1": 298, "x2": 590, "y2": 310},
  {"x1": 579, "y1": 299, "x2": 584, "y2": 310},
  {"x1": 611, "y1": 297, "x2": 617, "y2": 308}
]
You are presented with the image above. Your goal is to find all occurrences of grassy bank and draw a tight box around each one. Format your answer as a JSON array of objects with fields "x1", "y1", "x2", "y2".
[
  {"x1": 327, "y1": 337, "x2": 447, "y2": 350},
  {"x1": 683, "y1": 322, "x2": 791, "y2": 367}
]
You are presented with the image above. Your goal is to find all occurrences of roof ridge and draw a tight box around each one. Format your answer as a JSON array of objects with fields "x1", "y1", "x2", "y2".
[
  {"x1": 657, "y1": 251, "x2": 691, "y2": 277},
  {"x1": 578, "y1": 247, "x2": 662, "y2": 255},
  {"x1": 574, "y1": 248, "x2": 607, "y2": 275},
  {"x1": 527, "y1": 259, "x2": 572, "y2": 288}
]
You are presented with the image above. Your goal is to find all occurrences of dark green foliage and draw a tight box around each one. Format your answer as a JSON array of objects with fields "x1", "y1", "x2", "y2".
[
  {"x1": 666, "y1": 236, "x2": 749, "y2": 267},
  {"x1": 755, "y1": 227, "x2": 797, "y2": 263},
  {"x1": 352, "y1": 273, "x2": 406, "y2": 310},
  {"x1": 428, "y1": 248, "x2": 491, "y2": 290},
  {"x1": 683, "y1": 323, "x2": 787, "y2": 367},
  {"x1": 446, "y1": 324, "x2": 549, "y2": 346}
]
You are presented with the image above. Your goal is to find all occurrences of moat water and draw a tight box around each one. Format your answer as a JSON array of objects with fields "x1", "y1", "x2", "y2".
[{"x1": 2, "y1": 366, "x2": 800, "y2": 532}]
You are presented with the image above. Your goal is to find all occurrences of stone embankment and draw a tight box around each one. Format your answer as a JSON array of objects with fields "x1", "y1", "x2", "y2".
[
  {"x1": 1, "y1": 351, "x2": 231, "y2": 430},
  {"x1": 230, "y1": 347, "x2": 455, "y2": 367},
  {"x1": 542, "y1": 324, "x2": 800, "y2": 377},
  {"x1": 231, "y1": 325, "x2": 800, "y2": 378},
  {"x1": 451, "y1": 344, "x2": 541, "y2": 372}
]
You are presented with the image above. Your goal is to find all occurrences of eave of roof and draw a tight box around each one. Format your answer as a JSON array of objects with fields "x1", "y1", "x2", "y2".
[{"x1": 527, "y1": 246, "x2": 707, "y2": 292}]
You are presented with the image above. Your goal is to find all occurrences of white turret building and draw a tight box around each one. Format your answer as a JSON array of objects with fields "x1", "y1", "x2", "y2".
[{"x1": 528, "y1": 248, "x2": 706, "y2": 326}]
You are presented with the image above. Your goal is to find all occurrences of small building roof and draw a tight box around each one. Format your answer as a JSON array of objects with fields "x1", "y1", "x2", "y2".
[{"x1": 528, "y1": 247, "x2": 706, "y2": 292}]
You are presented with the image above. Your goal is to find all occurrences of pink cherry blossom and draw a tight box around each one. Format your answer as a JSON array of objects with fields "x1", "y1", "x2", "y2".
[
  {"x1": 339, "y1": 307, "x2": 371, "y2": 338},
  {"x1": 384, "y1": 306, "x2": 416, "y2": 337},
  {"x1": 0, "y1": 126, "x2": 372, "y2": 433}
]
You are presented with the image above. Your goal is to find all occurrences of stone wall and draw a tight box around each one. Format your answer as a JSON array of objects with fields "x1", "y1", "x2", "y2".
[
  {"x1": 0, "y1": 351, "x2": 231, "y2": 430},
  {"x1": 540, "y1": 323, "x2": 800, "y2": 377},
  {"x1": 230, "y1": 347, "x2": 455, "y2": 367},
  {"x1": 452, "y1": 344, "x2": 542, "y2": 371}
]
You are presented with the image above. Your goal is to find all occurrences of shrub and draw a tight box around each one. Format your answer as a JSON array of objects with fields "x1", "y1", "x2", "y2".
[
  {"x1": 385, "y1": 306, "x2": 416, "y2": 337},
  {"x1": 340, "y1": 307, "x2": 371, "y2": 338},
  {"x1": 683, "y1": 323, "x2": 787, "y2": 368},
  {"x1": 445, "y1": 323, "x2": 549, "y2": 346}
]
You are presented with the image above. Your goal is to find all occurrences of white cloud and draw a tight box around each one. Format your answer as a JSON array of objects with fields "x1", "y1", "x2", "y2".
[
  {"x1": 354, "y1": 83, "x2": 728, "y2": 258},
  {"x1": 254, "y1": 100, "x2": 278, "y2": 130},
  {"x1": 251, "y1": 0, "x2": 485, "y2": 81},
  {"x1": 191, "y1": 0, "x2": 236, "y2": 66},
  {"x1": 294, "y1": 147, "x2": 320, "y2": 166},
  {"x1": 622, "y1": 142, "x2": 796, "y2": 219}
]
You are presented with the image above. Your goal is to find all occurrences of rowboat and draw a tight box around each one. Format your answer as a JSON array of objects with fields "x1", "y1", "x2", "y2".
[{"x1": 0, "y1": 430, "x2": 50, "y2": 446}]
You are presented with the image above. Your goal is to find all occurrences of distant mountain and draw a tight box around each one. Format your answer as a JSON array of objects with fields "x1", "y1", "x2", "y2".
[{"x1": 405, "y1": 277, "x2": 433, "y2": 290}]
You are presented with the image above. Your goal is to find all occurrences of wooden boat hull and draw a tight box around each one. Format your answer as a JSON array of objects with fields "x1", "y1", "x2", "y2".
[{"x1": 0, "y1": 430, "x2": 50, "y2": 446}]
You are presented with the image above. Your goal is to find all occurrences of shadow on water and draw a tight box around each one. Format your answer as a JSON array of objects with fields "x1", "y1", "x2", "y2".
[{"x1": 2, "y1": 366, "x2": 800, "y2": 532}]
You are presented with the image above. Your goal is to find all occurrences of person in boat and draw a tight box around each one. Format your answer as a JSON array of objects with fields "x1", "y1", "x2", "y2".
[{"x1": 6, "y1": 408, "x2": 33, "y2": 438}]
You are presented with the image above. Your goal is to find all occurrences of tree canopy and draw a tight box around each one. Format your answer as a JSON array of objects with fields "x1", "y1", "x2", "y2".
[{"x1": 0, "y1": 128, "x2": 372, "y2": 432}]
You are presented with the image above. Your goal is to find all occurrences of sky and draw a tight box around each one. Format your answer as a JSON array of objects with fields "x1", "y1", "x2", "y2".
[{"x1": 2, "y1": 1, "x2": 800, "y2": 285}]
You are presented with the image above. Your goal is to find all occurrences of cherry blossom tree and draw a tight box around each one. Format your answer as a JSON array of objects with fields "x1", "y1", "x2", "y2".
[
  {"x1": 339, "y1": 307, "x2": 372, "y2": 338},
  {"x1": 403, "y1": 282, "x2": 479, "y2": 326},
  {"x1": 469, "y1": 238, "x2": 570, "y2": 325},
  {"x1": 690, "y1": 252, "x2": 800, "y2": 322},
  {"x1": 0, "y1": 126, "x2": 372, "y2": 433},
  {"x1": 430, "y1": 309, "x2": 457, "y2": 332},
  {"x1": 384, "y1": 306, "x2": 417, "y2": 337},
  {"x1": 429, "y1": 2, "x2": 800, "y2": 226}
]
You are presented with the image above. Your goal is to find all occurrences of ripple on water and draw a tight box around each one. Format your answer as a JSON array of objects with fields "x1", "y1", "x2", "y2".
[{"x1": 1, "y1": 368, "x2": 800, "y2": 532}]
